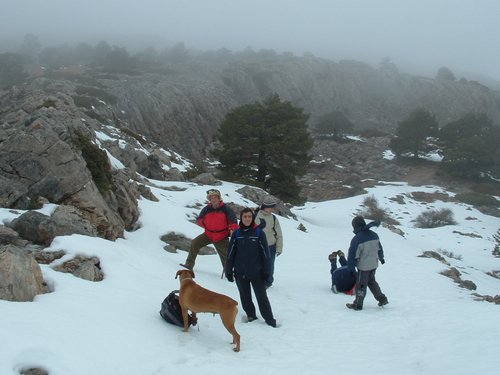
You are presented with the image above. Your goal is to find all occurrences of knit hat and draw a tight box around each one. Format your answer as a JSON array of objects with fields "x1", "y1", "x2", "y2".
[
  {"x1": 260, "y1": 196, "x2": 277, "y2": 209},
  {"x1": 206, "y1": 189, "x2": 221, "y2": 200},
  {"x1": 351, "y1": 216, "x2": 366, "y2": 230}
]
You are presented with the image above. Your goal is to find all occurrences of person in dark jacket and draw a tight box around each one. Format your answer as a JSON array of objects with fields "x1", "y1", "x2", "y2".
[
  {"x1": 225, "y1": 207, "x2": 277, "y2": 327},
  {"x1": 346, "y1": 216, "x2": 388, "y2": 311},
  {"x1": 180, "y1": 189, "x2": 238, "y2": 271},
  {"x1": 328, "y1": 250, "x2": 356, "y2": 294}
]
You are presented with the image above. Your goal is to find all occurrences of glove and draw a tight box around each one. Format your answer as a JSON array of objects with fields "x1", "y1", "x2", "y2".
[
  {"x1": 262, "y1": 273, "x2": 270, "y2": 282},
  {"x1": 226, "y1": 273, "x2": 234, "y2": 282},
  {"x1": 380, "y1": 258, "x2": 385, "y2": 265}
]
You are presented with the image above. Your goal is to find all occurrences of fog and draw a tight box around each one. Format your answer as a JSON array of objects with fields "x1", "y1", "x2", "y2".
[{"x1": 1, "y1": 0, "x2": 500, "y2": 80}]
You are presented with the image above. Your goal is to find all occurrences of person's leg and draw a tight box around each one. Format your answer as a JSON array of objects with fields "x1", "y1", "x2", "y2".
[
  {"x1": 338, "y1": 255, "x2": 347, "y2": 267},
  {"x1": 330, "y1": 258, "x2": 339, "y2": 292},
  {"x1": 348, "y1": 270, "x2": 370, "y2": 310},
  {"x1": 235, "y1": 277, "x2": 256, "y2": 319},
  {"x1": 367, "y1": 269, "x2": 388, "y2": 305},
  {"x1": 213, "y1": 237, "x2": 229, "y2": 269},
  {"x1": 250, "y1": 277, "x2": 276, "y2": 326},
  {"x1": 329, "y1": 253, "x2": 338, "y2": 290},
  {"x1": 183, "y1": 233, "x2": 211, "y2": 269},
  {"x1": 267, "y1": 244, "x2": 277, "y2": 286}
]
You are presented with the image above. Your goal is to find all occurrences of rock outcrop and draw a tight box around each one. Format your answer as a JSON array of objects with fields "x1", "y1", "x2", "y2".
[
  {"x1": 4, "y1": 55, "x2": 499, "y2": 164},
  {"x1": 0, "y1": 88, "x2": 142, "y2": 239},
  {"x1": 0, "y1": 244, "x2": 48, "y2": 301}
]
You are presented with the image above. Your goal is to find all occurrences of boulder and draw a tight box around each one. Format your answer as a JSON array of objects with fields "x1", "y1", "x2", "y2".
[
  {"x1": 51, "y1": 205, "x2": 98, "y2": 237},
  {"x1": 0, "y1": 244, "x2": 48, "y2": 301},
  {"x1": 161, "y1": 232, "x2": 215, "y2": 255},
  {"x1": 8, "y1": 205, "x2": 98, "y2": 246},
  {"x1": 53, "y1": 255, "x2": 104, "y2": 282},
  {"x1": 9, "y1": 211, "x2": 57, "y2": 246},
  {"x1": 0, "y1": 224, "x2": 28, "y2": 247}
]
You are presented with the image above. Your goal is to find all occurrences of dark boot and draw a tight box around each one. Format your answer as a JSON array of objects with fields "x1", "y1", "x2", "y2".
[{"x1": 346, "y1": 303, "x2": 363, "y2": 311}]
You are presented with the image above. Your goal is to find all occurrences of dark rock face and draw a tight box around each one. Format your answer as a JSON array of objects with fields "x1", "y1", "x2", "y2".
[
  {"x1": 5, "y1": 56, "x2": 497, "y2": 164},
  {"x1": 100, "y1": 60, "x2": 500, "y2": 161},
  {"x1": 0, "y1": 89, "x2": 142, "y2": 239}
]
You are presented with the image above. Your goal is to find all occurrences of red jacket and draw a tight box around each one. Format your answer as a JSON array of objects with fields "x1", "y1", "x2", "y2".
[{"x1": 196, "y1": 201, "x2": 238, "y2": 243}]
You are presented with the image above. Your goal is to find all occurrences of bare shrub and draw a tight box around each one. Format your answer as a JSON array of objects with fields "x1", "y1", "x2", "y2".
[
  {"x1": 493, "y1": 228, "x2": 500, "y2": 258},
  {"x1": 410, "y1": 191, "x2": 453, "y2": 203},
  {"x1": 415, "y1": 208, "x2": 457, "y2": 228},
  {"x1": 437, "y1": 248, "x2": 463, "y2": 261},
  {"x1": 359, "y1": 195, "x2": 400, "y2": 225}
]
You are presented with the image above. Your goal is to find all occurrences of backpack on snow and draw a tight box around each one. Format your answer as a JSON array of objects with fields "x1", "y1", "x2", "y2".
[{"x1": 159, "y1": 290, "x2": 197, "y2": 327}]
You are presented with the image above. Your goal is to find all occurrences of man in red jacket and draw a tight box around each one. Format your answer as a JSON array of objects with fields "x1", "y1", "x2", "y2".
[{"x1": 180, "y1": 189, "x2": 238, "y2": 271}]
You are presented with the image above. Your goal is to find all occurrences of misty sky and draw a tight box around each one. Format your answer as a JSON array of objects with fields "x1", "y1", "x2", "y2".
[{"x1": 1, "y1": 0, "x2": 500, "y2": 80}]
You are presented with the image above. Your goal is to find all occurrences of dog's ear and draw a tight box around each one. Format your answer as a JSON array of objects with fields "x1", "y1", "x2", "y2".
[
  {"x1": 189, "y1": 270, "x2": 195, "y2": 278},
  {"x1": 175, "y1": 270, "x2": 182, "y2": 279}
]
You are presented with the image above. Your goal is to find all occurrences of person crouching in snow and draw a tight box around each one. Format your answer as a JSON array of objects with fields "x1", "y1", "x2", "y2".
[
  {"x1": 328, "y1": 250, "x2": 356, "y2": 295},
  {"x1": 346, "y1": 216, "x2": 389, "y2": 311}
]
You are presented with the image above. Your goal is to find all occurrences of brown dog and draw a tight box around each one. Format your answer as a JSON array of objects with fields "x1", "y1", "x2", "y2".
[{"x1": 175, "y1": 269, "x2": 240, "y2": 352}]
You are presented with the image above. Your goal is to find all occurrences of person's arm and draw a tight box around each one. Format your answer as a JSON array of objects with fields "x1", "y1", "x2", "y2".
[
  {"x1": 274, "y1": 217, "x2": 283, "y2": 254},
  {"x1": 224, "y1": 205, "x2": 239, "y2": 231},
  {"x1": 347, "y1": 237, "x2": 359, "y2": 271},
  {"x1": 378, "y1": 240, "x2": 385, "y2": 264},
  {"x1": 259, "y1": 231, "x2": 272, "y2": 280},
  {"x1": 196, "y1": 206, "x2": 208, "y2": 228}
]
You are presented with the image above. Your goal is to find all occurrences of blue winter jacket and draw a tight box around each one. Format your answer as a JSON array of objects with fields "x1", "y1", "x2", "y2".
[
  {"x1": 331, "y1": 266, "x2": 357, "y2": 292},
  {"x1": 347, "y1": 220, "x2": 385, "y2": 271},
  {"x1": 226, "y1": 224, "x2": 271, "y2": 281}
]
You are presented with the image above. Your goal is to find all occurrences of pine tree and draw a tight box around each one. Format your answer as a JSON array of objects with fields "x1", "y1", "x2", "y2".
[
  {"x1": 313, "y1": 111, "x2": 354, "y2": 140},
  {"x1": 389, "y1": 108, "x2": 439, "y2": 159},
  {"x1": 440, "y1": 113, "x2": 500, "y2": 179},
  {"x1": 214, "y1": 94, "x2": 313, "y2": 203}
]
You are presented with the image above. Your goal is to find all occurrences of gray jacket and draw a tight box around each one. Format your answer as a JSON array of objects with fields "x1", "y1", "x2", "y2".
[
  {"x1": 255, "y1": 209, "x2": 283, "y2": 254},
  {"x1": 347, "y1": 221, "x2": 384, "y2": 271}
]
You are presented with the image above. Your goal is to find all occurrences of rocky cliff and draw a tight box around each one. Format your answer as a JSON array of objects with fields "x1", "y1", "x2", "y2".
[{"x1": 4, "y1": 55, "x2": 497, "y2": 162}]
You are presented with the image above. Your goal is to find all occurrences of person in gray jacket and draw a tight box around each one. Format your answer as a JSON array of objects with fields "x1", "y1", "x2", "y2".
[
  {"x1": 254, "y1": 196, "x2": 283, "y2": 288},
  {"x1": 346, "y1": 216, "x2": 388, "y2": 311}
]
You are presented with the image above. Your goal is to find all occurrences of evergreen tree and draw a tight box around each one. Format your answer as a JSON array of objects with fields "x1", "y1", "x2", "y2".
[
  {"x1": 0, "y1": 53, "x2": 27, "y2": 87},
  {"x1": 18, "y1": 33, "x2": 41, "y2": 62},
  {"x1": 440, "y1": 113, "x2": 500, "y2": 179},
  {"x1": 436, "y1": 66, "x2": 456, "y2": 81},
  {"x1": 313, "y1": 110, "x2": 354, "y2": 140},
  {"x1": 389, "y1": 108, "x2": 439, "y2": 159},
  {"x1": 214, "y1": 94, "x2": 313, "y2": 202}
]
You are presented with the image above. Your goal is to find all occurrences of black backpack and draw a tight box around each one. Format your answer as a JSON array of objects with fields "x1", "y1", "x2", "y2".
[{"x1": 159, "y1": 290, "x2": 197, "y2": 327}]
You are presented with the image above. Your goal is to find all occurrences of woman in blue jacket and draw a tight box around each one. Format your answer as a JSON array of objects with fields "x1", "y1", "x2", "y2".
[{"x1": 225, "y1": 208, "x2": 277, "y2": 327}]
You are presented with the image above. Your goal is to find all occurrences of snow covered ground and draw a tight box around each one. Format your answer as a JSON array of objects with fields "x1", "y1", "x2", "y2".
[{"x1": 1, "y1": 180, "x2": 499, "y2": 375}]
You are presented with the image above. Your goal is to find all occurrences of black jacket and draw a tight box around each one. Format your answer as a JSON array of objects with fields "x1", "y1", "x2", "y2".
[{"x1": 226, "y1": 224, "x2": 271, "y2": 280}]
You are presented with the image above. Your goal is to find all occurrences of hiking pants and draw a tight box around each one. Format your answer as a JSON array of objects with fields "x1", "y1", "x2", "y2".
[
  {"x1": 184, "y1": 232, "x2": 228, "y2": 269},
  {"x1": 235, "y1": 276, "x2": 275, "y2": 324},
  {"x1": 353, "y1": 269, "x2": 386, "y2": 308}
]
